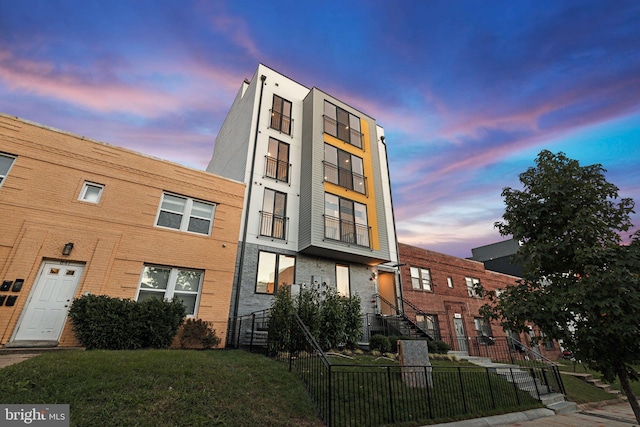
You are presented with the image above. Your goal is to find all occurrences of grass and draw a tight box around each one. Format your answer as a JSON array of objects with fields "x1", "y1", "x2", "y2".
[
  {"x1": 556, "y1": 361, "x2": 640, "y2": 398},
  {"x1": 0, "y1": 349, "x2": 323, "y2": 427},
  {"x1": 560, "y1": 373, "x2": 616, "y2": 404}
]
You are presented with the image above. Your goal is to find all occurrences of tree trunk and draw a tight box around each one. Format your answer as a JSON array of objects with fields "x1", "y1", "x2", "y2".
[{"x1": 614, "y1": 362, "x2": 640, "y2": 424}]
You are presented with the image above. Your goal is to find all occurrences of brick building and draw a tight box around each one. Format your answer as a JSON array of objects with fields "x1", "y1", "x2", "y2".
[
  {"x1": 398, "y1": 243, "x2": 562, "y2": 359},
  {"x1": 0, "y1": 113, "x2": 245, "y2": 348}
]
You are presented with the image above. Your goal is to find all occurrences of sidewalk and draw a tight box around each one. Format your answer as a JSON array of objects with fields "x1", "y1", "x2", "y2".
[{"x1": 429, "y1": 400, "x2": 639, "y2": 426}]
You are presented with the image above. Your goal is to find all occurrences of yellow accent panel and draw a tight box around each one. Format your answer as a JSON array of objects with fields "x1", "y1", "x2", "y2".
[{"x1": 323, "y1": 119, "x2": 380, "y2": 251}]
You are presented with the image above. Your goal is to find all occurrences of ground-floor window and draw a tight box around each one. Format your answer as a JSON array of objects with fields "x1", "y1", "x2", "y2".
[
  {"x1": 474, "y1": 317, "x2": 493, "y2": 343},
  {"x1": 136, "y1": 265, "x2": 203, "y2": 316},
  {"x1": 336, "y1": 264, "x2": 350, "y2": 297},
  {"x1": 416, "y1": 314, "x2": 440, "y2": 340},
  {"x1": 255, "y1": 251, "x2": 296, "y2": 294}
]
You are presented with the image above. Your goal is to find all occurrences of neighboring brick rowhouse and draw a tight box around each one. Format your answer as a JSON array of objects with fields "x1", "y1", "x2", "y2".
[
  {"x1": 398, "y1": 242, "x2": 562, "y2": 359},
  {"x1": 0, "y1": 114, "x2": 245, "y2": 347}
]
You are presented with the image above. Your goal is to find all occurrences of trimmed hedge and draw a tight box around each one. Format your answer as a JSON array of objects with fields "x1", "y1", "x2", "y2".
[{"x1": 68, "y1": 294, "x2": 186, "y2": 350}]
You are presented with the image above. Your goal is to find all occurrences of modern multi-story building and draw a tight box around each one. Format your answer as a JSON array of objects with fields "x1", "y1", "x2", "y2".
[
  {"x1": 0, "y1": 113, "x2": 245, "y2": 348},
  {"x1": 207, "y1": 64, "x2": 400, "y2": 335}
]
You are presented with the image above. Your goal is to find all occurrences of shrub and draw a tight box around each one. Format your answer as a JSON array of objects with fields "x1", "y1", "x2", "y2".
[
  {"x1": 179, "y1": 319, "x2": 221, "y2": 349},
  {"x1": 268, "y1": 287, "x2": 295, "y2": 352},
  {"x1": 388, "y1": 335, "x2": 401, "y2": 353},
  {"x1": 428, "y1": 339, "x2": 451, "y2": 354},
  {"x1": 68, "y1": 294, "x2": 186, "y2": 350},
  {"x1": 317, "y1": 288, "x2": 346, "y2": 350},
  {"x1": 343, "y1": 294, "x2": 362, "y2": 349},
  {"x1": 369, "y1": 334, "x2": 391, "y2": 353}
]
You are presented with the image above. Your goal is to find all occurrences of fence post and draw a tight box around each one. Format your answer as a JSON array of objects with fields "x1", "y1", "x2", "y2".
[
  {"x1": 510, "y1": 368, "x2": 521, "y2": 405},
  {"x1": 486, "y1": 368, "x2": 496, "y2": 409},
  {"x1": 458, "y1": 367, "x2": 468, "y2": 413},
  {"x1": 424, "y1": 366, "x2": 433, "y2": 419},
  {"x1": 327, "y1": 364, "x2": 332, "y2": 427},
  {"x1": 250, "y1": 313, "x2": 256, "y2": 352},
  {"x1": 530, "y1": 368, "x2": 541, "y2": 399},
  {"x1": 387, "y1": 366, "x2": 395, "y2": 424},
  {"x1": 288, "y1": 314, "x2": 294, "y2": 372}
]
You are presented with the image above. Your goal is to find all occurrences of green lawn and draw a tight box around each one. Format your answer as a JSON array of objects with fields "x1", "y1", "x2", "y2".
[
  {"x1": 0, "y1": 349, "x2": 323, "y2": 427},
  {"x1": 556, "y1": 361, "x2": 640, "y2": 398}
]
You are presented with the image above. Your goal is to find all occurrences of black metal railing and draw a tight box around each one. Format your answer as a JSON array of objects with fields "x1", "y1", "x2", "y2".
[
  {"x1": 264, "y1": 155, "x2": 290, "y2": 183},
  {"x1": 324, "y1": 215, "x2": 371, "y2": 248},
  {"x1": 259, "y1": 211, "x2": 288, "y2": 240},
  {"x1": 323, "y1": 115, "x2": 362, "y2": 149},
  {"x1": 322, "y1": 161, "x2": 366, "y2": 194},
  {"x1": 268, "y1": 313, "x2": 556, "y2": 426},
  {"x1": 226, "y1": 309, "x2": 271, "y2": 351},
  {"x1": 270, "y1": 109, "x2": 293, "y2": 136},
  {"x1": 362, "y1": 294, "x2": 434, "y2": 342}
]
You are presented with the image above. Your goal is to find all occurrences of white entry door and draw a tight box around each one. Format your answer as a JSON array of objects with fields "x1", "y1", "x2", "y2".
[{"x1": 14, "y1": 262, "x2": 84, "y2": 342}]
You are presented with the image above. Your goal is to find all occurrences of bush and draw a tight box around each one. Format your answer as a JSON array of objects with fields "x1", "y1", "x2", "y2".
[
  {"x1": 343, "y1": 294, "x2": 362, "y2": 349},
  {"x1": 317, "y1": 289, "x2": 346, "y2": 350},
  {"x1": 428, "y1": 339, "x2": 451, "y2": 354},
  {"x1": 179, "y1": 319, "x2": 221, "y2": 349},
  {"x1": 68, "y1": 294, "x2": 186, "y2": 350},
  {"x1": 369, "y1": 334, "x2": 391, "y2": 353}
]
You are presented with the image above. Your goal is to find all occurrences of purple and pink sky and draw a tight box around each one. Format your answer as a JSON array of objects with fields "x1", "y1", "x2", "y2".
[{"x1": 1, "y1": 0, "x2": 639, "y2": 258}]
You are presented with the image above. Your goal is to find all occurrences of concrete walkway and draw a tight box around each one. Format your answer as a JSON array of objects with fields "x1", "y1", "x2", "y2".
[{"x1": 428, "y1": 399, "x2": 639, "y2": 426}]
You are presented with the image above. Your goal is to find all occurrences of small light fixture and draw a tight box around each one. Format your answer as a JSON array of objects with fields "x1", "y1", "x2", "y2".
[{"x1": 62, "y1": 242, "x2": 74, "y2": 256}]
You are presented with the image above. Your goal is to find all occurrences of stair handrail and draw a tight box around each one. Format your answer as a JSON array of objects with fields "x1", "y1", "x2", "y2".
[
  {"x1": 508, "y1": 336, "x2": 559, "y2": 366},
  {"x1": 374, "y1": 293, "x2": 401, "y2": 315},
  {"x1": 399, "y1": 295, "x2": 430, "y2": 316},
  {"x1": 373, "y1": 293, "x2": 434, "y2": 340}
]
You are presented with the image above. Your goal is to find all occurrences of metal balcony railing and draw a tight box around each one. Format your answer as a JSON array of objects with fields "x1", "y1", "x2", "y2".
[
  {"x1": 323, "y1": 161, "x2": 366, "y2": 194},
  {"x1": 259, "y1": 211, "x2": 288, "y2": 240},
  {"x1": 324, "y1": 214, "x2": 371, "y2": 248},
  {"x1": 322, "y1": 115, "x2": 363, "y2": 149},
  {"x1": 269, "y1": 109, "x2": 293, "y2": 136},
  {"x1": 264, "y1": 155, "x2": 290, "y2": 183}
]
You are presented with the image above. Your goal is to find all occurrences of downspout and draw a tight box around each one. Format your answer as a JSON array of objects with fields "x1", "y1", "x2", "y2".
[
  {"x1": 232, "y1": 74, "x2": 267, "y2": 320},
  {"x1": 380, "y1": 135, "x2": 404, "y2": 313}
]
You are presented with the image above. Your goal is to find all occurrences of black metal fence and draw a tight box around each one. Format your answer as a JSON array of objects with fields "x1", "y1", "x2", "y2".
[{"x1": 263, "y1": 314, "x2": 563, "y2": 426}]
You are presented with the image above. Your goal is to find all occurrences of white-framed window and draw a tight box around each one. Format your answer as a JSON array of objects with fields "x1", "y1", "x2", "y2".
[
  {"x1": 155, "y1": 192, "x2": 216, "y2": 235},
  {"x1": 336, "y1": 264, "x2": 350, "y2": 297},
  {"x1": 136, "y1": 265, "x2": 203, "y2": 316},
  {"x1": 0, "y1": 153, "x2": 16, "y2": 188},
  {"x1": 447, "y1": 277, "x2": 454, "y2": 288},
  {"x1": 466, "y1": 277, "x2": 481, "y2": 298},
  {"x1": 410, "y1": 267, "x2": 432, "y2": 291},
  {"x1": 78, "y1": 181, "x2": 104, "y2": 203},
  {"x1": 474, "y1": 317, "x2": 493, "y2": 340}
]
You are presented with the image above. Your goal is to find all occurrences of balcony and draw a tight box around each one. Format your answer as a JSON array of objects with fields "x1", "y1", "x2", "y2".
[
  {"x1": 269, "y1": 110, "x2": 293, "y2": 136},
  {"x1": 323, "y1": 161, "x2": 366, "y2": 195},
  {"x1": 324, "y1": 215, "x2": 370, "y2": 248},
  {"x1": 322, "y1": 115, "x2": 362, "y2": 149},
  {"x1": 259, "y1": 211, "x2": 288, "y2": 240},
  {"x1": 264, "y1": 155, "x2": 290, "y2": 183}
]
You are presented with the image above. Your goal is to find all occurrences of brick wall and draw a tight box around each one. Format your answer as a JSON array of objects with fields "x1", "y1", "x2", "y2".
[
  {"x1": 0, "y1": 114, "x2": 245, "y2": 347},
  {"x1": 398, "y1": 243, "x2": 562, "y2": 359}
]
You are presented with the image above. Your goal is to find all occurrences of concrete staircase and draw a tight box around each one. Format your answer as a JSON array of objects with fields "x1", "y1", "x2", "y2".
[
  {"x1": 455, "y1": 354, "x2": 577, "y2": 414},
  {"x1": 563, "y1": 371, "x2": 624, "y2": 399}
]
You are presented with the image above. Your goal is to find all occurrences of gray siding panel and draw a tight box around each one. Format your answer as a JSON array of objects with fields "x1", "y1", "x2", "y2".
[{"x1": 206, "y1": 80, "x2": 257, "y2": 182}]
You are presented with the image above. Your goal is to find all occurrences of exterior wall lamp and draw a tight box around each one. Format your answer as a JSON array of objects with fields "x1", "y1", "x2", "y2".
[{"x1": 62, "y1": 242, "x2": 74, "y2": 256}]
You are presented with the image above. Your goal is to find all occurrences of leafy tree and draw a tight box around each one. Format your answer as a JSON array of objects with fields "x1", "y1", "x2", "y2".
[{"x1": 481, "y1": 150, "x2": 640, "y2": 423}]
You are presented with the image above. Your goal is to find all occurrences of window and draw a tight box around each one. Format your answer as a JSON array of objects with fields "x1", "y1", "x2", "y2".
[
  {"x1": 270, "y1": 95, "x2": 292, "y2": 135},
  {"x1": 336, "y1": 264, "x2": 350, "y2": 297},
  {"x1": 156, "y1": 193, "x2": 215, "y2": 235},
  {"x1": 265, "y1": 138, "x2": 290, "y2": 182},
  {"x1": 474, "y1": 317, "x2": 493, "y2": 341},
  {"x1": 256, "y1": 251, "x2": 296, "y2": 294},
  {"x1": 416, "y1": 314, "x2": 440, "y2": 340},
  {"x1": 78, "y1": 181, "x2": 104, "y2": 203},
  {"x1": 466, "y1": 277, "x2": 481, "y2": 298},
  {"x1": 324, "y1": 193, "x2": 370, "y2": 247},
  {"x1": 0, "y1": 153, "x2": 16, "y2": 187},
  {"x1": 136, "y1": 265, "x2": 203, "y2": 316},
  {"x1": 324, "y1": 144, "x2": 365, "y2": 194},
  {"x1": 410, "y1": 267, "x2": 432, "y2": 291},
  {"x1": 447, "y1": 277, "x2": 454, "y2": 288},
  {"x1": 260, "y1": 188, "x2": 287, "y2": 240},
  {"x1": 323, "y1": 101, "x2": 362, "y2": 148}
]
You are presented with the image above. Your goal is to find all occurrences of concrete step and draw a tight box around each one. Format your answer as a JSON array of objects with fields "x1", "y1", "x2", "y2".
[
  {"x1": 540, "y1": 392, "x2": 566, "y2": 406},
  {"x1": 547, "y1": 400, "x2": 577, "y2": 414}
]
